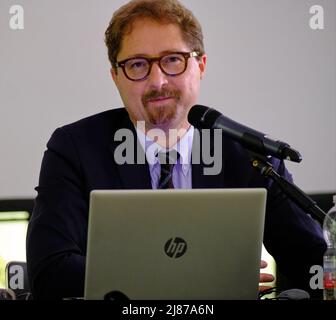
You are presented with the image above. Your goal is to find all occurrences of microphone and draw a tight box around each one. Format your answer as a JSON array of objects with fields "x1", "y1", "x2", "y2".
[{"x1": 188, "y1": 105, "x2": 302, "y2": 163}]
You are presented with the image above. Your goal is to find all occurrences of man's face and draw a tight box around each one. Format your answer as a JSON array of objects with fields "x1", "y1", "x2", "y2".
[{"x1": 111, "y1": 18, "x2": 206, "y2": 132}]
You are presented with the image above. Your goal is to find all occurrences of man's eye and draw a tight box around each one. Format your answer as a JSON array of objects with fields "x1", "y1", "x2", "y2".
[
  {"x1": 128, "y1": 60, "x2": 147, "y2": 70},
  {"x1": 164, "y1": 55, "x2": 183, "y2": 64}
]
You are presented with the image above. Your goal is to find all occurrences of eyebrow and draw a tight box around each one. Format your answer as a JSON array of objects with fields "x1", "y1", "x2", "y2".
[{"x1": 120, "y1": 50, "x2": 187, "y2": 60}]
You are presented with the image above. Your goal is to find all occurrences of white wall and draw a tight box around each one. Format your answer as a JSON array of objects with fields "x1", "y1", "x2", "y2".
[{"x1": 0, "y1": 0, "x2": 335, "y2": 199}]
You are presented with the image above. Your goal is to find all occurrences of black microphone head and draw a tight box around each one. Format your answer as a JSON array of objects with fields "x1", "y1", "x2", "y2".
[
  {"x1": 188, "y1": 105, "x2": 209, "y2": 128},
  {"x1": 188, "y1": 105, "x2": 221, "y2": 129}
]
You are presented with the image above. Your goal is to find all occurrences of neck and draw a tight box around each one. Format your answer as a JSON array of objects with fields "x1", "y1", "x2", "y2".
[{"x1": 135, "y1": 120, "x2": 190, "y2": 149}]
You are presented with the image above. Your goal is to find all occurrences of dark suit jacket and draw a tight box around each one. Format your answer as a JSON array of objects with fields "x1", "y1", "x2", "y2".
[{"x1": 26, "y1": 108, "x2": 326, "y2": 299}]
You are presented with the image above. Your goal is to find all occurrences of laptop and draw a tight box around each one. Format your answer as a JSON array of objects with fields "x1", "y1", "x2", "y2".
[{"x1": 84, "y1": 188, "x2": 267, "y2": 300}]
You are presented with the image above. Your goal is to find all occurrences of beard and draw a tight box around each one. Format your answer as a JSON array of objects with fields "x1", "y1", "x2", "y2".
[
  {"x1": 147, "y1": 103, "x2": 176, "y2": 127},
  {"x1": 142, "y1": 88, "x2": 182, "y2": 128}
]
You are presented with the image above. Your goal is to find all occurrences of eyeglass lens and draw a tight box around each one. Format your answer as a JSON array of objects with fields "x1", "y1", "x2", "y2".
[{"x1": 124, "y1": 53, "x2": 187, "y2": 80}]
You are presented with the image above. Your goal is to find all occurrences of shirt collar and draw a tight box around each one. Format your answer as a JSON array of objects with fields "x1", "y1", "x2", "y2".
[{"x1": 135, "y1": 125, "x2": 194, "y2": 172}]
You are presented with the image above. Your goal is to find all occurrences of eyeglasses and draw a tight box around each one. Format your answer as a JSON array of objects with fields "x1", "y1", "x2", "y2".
[{"x1": 114, "y1": 51, "x2": 200, "y2": 81}]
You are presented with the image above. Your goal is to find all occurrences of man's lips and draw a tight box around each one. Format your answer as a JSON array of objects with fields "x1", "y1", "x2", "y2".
[
  {"x1": 147, "y1": 96, "x2": 174, "y2": 103},
  {"x1": 146, "y1": 97, "x2": 176, "y2": 107}
]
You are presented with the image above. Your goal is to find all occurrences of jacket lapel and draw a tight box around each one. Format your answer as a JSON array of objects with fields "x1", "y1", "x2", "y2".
[
  {"x1": 191, "y1": 128, "x2": 225, "y2": 188},
  {"x1": 109, "y1": 115, "x2": 152, "y2": 189}
]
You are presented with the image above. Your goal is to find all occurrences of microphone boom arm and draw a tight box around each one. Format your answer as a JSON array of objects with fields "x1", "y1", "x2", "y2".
[{"x1": 250, "y1": 153, "x2": 326, "y2": 222}]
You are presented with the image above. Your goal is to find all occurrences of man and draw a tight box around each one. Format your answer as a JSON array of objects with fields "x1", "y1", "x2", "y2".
[{"x1": 26, "y1": 0, "x2": 326, "y2": 299}]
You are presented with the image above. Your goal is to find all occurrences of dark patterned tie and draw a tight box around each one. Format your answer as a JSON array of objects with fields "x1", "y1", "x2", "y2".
[{"x1": 158, "y1": 150, "x2": 179, "y2": 189}]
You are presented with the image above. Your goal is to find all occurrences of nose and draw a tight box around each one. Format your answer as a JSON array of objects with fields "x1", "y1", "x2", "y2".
[{"x1": 147, "y1": 62, "x2": 169, "y2": 89}]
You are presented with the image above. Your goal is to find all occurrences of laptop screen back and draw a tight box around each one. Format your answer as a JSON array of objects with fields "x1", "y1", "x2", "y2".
[{"x1": 85, "y1": 188, "x2": 266, "y2": 300}]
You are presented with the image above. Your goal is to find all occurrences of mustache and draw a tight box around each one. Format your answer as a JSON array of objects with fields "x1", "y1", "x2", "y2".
[{"x1": 142, "y1": 88, "x2": 181, "y2": 104}]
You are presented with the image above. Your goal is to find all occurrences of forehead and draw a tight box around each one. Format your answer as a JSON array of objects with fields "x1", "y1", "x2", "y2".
[{"x1": 118, "y1": 18, "x2": 190, "y2": 59}]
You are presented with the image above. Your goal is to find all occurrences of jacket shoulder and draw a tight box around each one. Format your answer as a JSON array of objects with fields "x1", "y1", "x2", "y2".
[
  {"x1": 61, "y1": 108, "x2": 129, "y2": 132},
  {"x1": 46, "y1": 108, "x2": 130, "y2": 154}
]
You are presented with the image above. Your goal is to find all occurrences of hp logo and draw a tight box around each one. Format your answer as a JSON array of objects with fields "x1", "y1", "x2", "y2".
[{"x1": 164, "y1": 237, "x2": 187, "y2": 258}]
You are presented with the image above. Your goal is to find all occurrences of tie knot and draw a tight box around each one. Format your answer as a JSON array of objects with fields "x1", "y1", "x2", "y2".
[{"x1": 158, "y1": 150, "x2": 180, "y2": 165}]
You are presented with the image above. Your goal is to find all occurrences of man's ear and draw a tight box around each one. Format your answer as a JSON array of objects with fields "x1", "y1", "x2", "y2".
[
  {"x1": 110, "y1": 67, "x2": 118, "y2": 83},
  {"x1": 199, "y1": 54, "x2": 207, "y2": 80}
]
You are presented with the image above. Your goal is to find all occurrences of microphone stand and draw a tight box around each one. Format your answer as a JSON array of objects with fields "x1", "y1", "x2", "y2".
[{"x1": 249, "y1": 152, "x2": 327, "y2": 222}]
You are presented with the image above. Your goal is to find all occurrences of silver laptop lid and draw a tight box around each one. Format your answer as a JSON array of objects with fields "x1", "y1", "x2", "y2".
[{"x1": 85, "y1": 188, "x2": 266, "y2": 300}]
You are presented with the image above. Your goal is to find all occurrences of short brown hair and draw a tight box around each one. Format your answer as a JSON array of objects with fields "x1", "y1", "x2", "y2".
[{"x1": 105, "y1": 0, "x2": 205, "y2": 67}]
